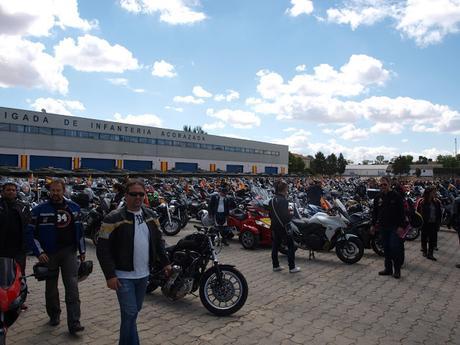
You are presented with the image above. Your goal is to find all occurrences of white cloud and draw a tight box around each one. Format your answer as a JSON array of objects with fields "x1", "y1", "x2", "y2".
[
  {"x1": 30, "y1": 97, "x2": 84, "y2": 115},
  {"x1": 202, "y1": 121, "x2": 226, "y2": 131},
  {"x1": 54, "y1": 34, "x2": 139, "y2": 73},
  {"x1": 0, "y1": 35, "x2": 68, "y2": 94},
  {"x1": 173, "y1": 95, "x2": 204, "y2": 104},
  {"x1": 283, "y1": 127, "x2": 299, "y2": 132},
  {"x1": 192, "y1": 85, "x2": 212, "y2": 98},
  {"x1": 119, "y1": 0, "x2": 206, "y2": 25},
  {"x1": 256, "y1": 54, "x2": 390, "y2": 100},
  {"x1": 295, "y1": 64, "x2": 307, "y2": 72},
  {"x1": 107, "y1": 78, "x2": 129, "y2": 86},
  {"x1": 206, "y1": 108, "x2": 261, "y2": 129},
  {"x1": 326, "y1": 0, "x2": 460, "y2": 46},
  {"x1": 164, "y1": 106, "x2": 183, "y2": 112},
  {"x1": 152, "y1": 60, "x2": 177, "y2": 78},
  {"x1": 0, "y1": 0, "x2": 96, "y2": 37},
  {"x1": 402, "y1": 138, "x2": 409, "y2": 143},
  {"x1": 133, "y1": 88, "x2": 146, "y2": 93},
  {"x1": 111, "y1": 112, "x2": 162, "y2": 127},
  {"x1": 214, "y1": 89, "x2": 240, "y2": 102},
  {"x1": 370, "y1": 121, "x2": 404, "y2": 134},
  {"x1": 332, "y1": 124, "x2": 369, "y2": 141},
  {"x1": 272, "y1": 129, "x2": 311, "y2": 152},
  {"x1": 286, "y1": 0, "x2": 314, "y2": 17}
]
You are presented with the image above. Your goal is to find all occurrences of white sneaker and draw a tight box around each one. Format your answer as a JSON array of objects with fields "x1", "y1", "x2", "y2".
[
  {"x1": 273, "y1": 266, "x2": 284, "y2": 272},
  {"x1": 289, "y1": 267, "x2": 301, "y2": 273}
]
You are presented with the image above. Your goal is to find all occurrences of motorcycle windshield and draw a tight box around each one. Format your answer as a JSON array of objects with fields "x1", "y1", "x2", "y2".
[{"x1": 0, "y1": 257, "x2": 16, "y2": 289}]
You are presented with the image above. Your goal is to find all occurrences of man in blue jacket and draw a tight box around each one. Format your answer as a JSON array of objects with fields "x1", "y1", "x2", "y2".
[{"x1": 27, "y1": 179, "x2": 86, "y2": 334}]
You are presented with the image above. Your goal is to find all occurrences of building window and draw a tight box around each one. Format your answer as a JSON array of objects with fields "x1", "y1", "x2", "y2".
[
  {"x1": 0, "y1": 123, "x2": 9, "y2": 131},
  {"x1": 39, "y1": 127, "x2": 52, "y2": 135},
  {"x1": 64, "y1": 129, "x2": 78, "y2": 137},
  {"x1": 10, "y1": 125, "x2": 24, "y2": 132}
]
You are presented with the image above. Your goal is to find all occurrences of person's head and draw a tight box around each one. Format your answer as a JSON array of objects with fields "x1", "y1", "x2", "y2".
[
  {"x1": 275, "y1": 180, "x2": 288, "y2": 196},
  {"x1": 219, "y1": 184, "x2": 228, "y2": 196},
  {"x1": 423, "y1": 186, "x2": 436, "y2": 202},
  {"x1": 113, "y1": 183, "x2": 124, "y2": 194},
  {"x1": 125, "y1": 179, "x2": 145, "y2": 211},
  {"x1": 1, "y1": 181, "x2": 18, "y2": 202},
  {"x1": 48, "y1": 179, "x2": 66, "y2": 204},
  {"x1": 379, "y1": 177, "x2": 391, "y2": 194}
]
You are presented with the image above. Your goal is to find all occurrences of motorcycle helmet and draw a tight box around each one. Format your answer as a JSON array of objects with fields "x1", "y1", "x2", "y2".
[
  {"x1": 77, "y1": 260, "x2": 93, "y2": 282},
  {"x1": 33, "y1": 262, "x2": 59, "y2": 281}
]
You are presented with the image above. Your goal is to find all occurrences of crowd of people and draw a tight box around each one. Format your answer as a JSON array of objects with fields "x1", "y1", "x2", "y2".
[{"x1": 1, "y1": 175, "x2": 460, "y2": 344}]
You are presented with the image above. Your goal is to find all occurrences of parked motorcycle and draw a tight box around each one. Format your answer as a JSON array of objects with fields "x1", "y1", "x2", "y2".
[
  {"x1": 281, "y1": 200, "x2": 364, "y2": 264},
  {"x1": 153, "y1": 201, "x2": 182, "y2": 236},
  {"x1": 146, "y1": 225, "x2": 248, "y2": 316}
]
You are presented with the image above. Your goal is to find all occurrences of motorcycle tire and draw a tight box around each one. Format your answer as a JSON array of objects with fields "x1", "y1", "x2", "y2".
[
  {"x1": 239, "y1": 231, "x2": 259, "y2": 249},
  {"x1": 335, "y1": 237, "x2": 364, "y2": 264},
  {"x1": 370, "y1": 238, "x2": 384, "y2": 257},
  {"x1": 199, "y1": 266, "x2": 248, "y2": 316},
  {"x1": 404, "y1": 226, "x2": 420, "y2": 241},
  {"x1": 161, "y1": 217, "x2": 181, "y2": 236}
]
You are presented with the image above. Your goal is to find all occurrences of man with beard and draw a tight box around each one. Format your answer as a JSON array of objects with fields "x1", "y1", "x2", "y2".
[{"x1": 27, "y1": 179, "x2": 85, "y2": 334}]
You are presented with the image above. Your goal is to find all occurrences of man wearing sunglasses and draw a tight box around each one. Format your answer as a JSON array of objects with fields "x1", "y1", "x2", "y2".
[
  {"x1": 371, "y1": 176, "x2": 405, "y2": 279},
  {"x1": 97, "y1": 179, "x2": 171, "y2": 345}
]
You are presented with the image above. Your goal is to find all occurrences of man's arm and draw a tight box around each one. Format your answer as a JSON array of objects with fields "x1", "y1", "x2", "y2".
[{"x1": 96, "y1": 215, "x2": 117, "y2": 280}]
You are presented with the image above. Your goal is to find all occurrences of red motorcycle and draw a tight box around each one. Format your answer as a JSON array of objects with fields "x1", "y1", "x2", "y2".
[
  {"x1": 227, "y1": 204, "x2": 272, "y2": 249},
  {"x1": 0, "y1": 259, "x2": 56, "y2": 345},
  {"x1": 0, "y1": 258, "x2": 27, "y2": 345}
]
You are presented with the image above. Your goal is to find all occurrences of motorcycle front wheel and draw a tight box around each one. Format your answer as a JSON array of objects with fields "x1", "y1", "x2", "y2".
[
  {"x1": 370, "y1": 237, "x2": 384, "y2": 257},
  {"x1": 335, "y1": 237, "x2": 364, "y2": 264},
  {"x1": 239, "y1": 231, "x2": 259, "y2": 249},
  {"x1": 199, "y1": 266, "x2": 248, "y2": 316},
  {"x1": 161, "y1": 217, "x2": 181, "y2": 236}
]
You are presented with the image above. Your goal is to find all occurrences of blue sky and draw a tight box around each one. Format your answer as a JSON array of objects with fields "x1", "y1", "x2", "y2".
[{"x1": 1, "y1": 0, "x2": 460, "y2": 163}]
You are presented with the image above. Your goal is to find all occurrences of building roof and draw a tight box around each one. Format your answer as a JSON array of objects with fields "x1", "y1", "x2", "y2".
[{"x1": 345, "y1": 164, "x2": 389, "y2": 170}]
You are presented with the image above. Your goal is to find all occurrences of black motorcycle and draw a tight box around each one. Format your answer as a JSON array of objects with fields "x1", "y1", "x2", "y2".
[
  {"x1": 170, "y1": 196, "x2": 190, "y2": 229},
  {"x1": 152, "y1": 202, "x2": 182, "y2": 236},
  {"x1": 347, "y1": 212, "x2": 384, "y2": 256},
  {"x1": 146, "y1": 225, "x2": 248, "y2": 316}
]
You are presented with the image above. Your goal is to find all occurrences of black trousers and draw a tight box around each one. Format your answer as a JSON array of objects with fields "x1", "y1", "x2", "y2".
[
  {"x1": 421, "y1": 223, "x2": 438, "y2": 253},
  {"x1": 271, "y1": 230, "x2": 295, "y2": 270},
  {"x1": 45, "y1": 246, "x2": 81, "y2": 330}
]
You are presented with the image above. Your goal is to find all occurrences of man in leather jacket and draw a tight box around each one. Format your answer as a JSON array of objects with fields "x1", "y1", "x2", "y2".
[
  {"x1": 269, "y1": 180, "x2": 300, "y2": 273},
  {"x1": 371, "y1": 177, "x2": 405, "y2": 279},
  {"x1": 97, "y1": 179, "x2": 171, "y2": 345},
  {"x1": 0, "y1": 181, "x2": 30, "y2": 275}
]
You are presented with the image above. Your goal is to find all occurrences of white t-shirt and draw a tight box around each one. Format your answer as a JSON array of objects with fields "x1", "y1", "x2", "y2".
[
  {"x1": 217, "y1": 196, "x2": 225, "y2": 213},
  {"x1": 115, "y1": 210, "x2": 150, "y2": 279}
]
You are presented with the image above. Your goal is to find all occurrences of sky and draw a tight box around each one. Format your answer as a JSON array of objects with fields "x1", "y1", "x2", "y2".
[{"x1": 1, "y1": 0, "x2": 460, "y2": 163}]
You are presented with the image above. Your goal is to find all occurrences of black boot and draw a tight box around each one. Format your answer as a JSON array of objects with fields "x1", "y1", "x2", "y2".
[
  {"x1": 379, "y1": 269, "x2": 393, "y2": 276},
  {"x1": 393, "y1": 267, "x2": 401, "y2": 279},
  {"x1": 427, "y1": 250, "x2": 437, "y2": 261}
]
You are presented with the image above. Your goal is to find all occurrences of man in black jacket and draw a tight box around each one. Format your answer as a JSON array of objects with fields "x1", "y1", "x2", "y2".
[
  {"x1": 0, "y1": 181, "x2": 31, "y2": 310},
  {"x1": 96, "y1": 179, "x2": 171, "y2": 345},
  {"x1": 0, "y1": 181, "x2": 30, "y2": 272},
  {"x1": 208, "y1": 185, "x2": 233, "y2": 245},
  {"x1": 371, "y1": 177, "x2": 405, "y2": 279},
  {"x1": 269, "y1": 180, "x2": 300, "y2": 273}
]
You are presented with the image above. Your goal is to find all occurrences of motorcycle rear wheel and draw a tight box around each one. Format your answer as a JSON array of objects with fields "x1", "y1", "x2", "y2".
[
  {"x1": 199, "y1": 266, "x2": 248, "y2": 316},
  {"x1": 335, "y1": 237, "x2": 364, "y2": 264},
  {"x1": 161, "y1": 217, "x2": 181, "y2": 236},
  {"x1": 370, "y1": 238, "x2": 384, "y2": 257}
]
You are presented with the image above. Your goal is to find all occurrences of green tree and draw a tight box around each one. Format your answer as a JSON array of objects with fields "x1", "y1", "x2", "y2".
[
  {"x1": 337, "y1": 153, "x2": 347, "y2": 174},
  {"x1": 288, "y1": 152, "x2": 306, "y2": 174},
  {"x1": 437, "y1": 155, "x2": 459, "y2": 168},
  {"x1": 376, "y1": 155, "x2": 384, "y2": 164},
  {"x1": 325, "y1": 153, "x2": 338, "y2": 175},
  {"x1": 392, "y1": 155, "x2": 411, "y2": 175},
  {"x1": 417, "y1": 156, "x2": 428, "y2": 164},
  {"x1": 311, "y1": 151, "x2": 327, "y2": 175}
]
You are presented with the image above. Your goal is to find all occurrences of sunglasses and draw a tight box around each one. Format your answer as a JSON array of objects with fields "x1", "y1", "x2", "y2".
[{"x1": 127, "y1": 192, "x2": 145, "y2": 197}]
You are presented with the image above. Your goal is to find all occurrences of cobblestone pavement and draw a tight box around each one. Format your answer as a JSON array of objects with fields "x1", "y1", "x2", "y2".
[{"x1": 8, "y1": 225, "x2": 460, "y2": 345}]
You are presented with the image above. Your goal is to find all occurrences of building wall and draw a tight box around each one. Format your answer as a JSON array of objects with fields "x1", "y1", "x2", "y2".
[{"x1": 0, "y1": 107, "x2": 288, "y2": 173}]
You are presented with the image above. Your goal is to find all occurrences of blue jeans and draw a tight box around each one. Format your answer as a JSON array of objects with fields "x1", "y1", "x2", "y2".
[{"x1": 116, "y1": 277, "x2": 149, "y2": 345}]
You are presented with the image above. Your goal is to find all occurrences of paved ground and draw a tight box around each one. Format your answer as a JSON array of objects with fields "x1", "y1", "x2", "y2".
[{"x1": 8, "y1": 224, "x2": 460, "y2": 345}]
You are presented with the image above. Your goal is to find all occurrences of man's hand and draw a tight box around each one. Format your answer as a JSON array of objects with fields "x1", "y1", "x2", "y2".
[
  {"x1": 107, "y1": 277, "x2": 121, "y2": 290},
  {"x1": 38, "y1": 253, "x2": 49, "y2": 263},
  {"x1": 79, "y1": 254, "x2": 85, "y2": 262},
  {"x1": 163, "y1": 264, "x2": 172, "y2": 278}
]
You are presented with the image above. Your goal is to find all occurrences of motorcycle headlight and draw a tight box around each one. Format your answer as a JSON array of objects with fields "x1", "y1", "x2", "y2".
[{"x1": 169, "y1": 205, "x2": 176, "y2": 212}]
